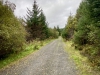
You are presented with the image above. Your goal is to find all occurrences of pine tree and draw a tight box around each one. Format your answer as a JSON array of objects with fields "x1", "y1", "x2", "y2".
[
  {"x1": 26, "y1": 0, "x2": 49, "y2": 40},
  {"x1": 38, "y1": 10, "x2": 49, "y2": 40},
  {"x1": 86, "y1": 0, "x2": 100, "y2": 58},
  {"x1": 73, "y1": 0, "x2": 100, "y2": 66},
  {"x1": 73, "y1": 1, "x2": 90, "y2": 45},
  {"x1": 86, "y1": 0, "x2": 100, "y2": 45},
  {"x1": 26, "y1": 0, "x2": 41, "y2": 40}
]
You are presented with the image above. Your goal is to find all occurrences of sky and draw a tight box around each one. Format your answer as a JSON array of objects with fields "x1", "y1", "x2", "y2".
[{"x1": 4, "y1": 0, "x2": 82, "y2": 28}]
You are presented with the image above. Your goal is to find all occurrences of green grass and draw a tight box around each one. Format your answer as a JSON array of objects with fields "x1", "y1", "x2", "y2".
[
  {"x1": 65, "y1": 41, "x2": 100, "y2": 75},
  {"x1": 0, "y1": 39, "x2": 53, "y2": 69}
]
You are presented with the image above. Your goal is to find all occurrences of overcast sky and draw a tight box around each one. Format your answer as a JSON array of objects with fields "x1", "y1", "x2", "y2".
[{"x1": 4, "y1": 0, "x2": 82, "y2": 28}]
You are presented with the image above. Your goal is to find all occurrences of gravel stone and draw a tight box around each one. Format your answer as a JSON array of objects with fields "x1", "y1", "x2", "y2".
[{"x1": 0, "y1": 38, "x2": 78, "y2": 75}]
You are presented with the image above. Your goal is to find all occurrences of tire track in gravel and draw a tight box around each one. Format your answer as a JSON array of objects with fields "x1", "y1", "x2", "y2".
[{"x1": 0, "y1": 37, "x2": 78, "y2": 75}]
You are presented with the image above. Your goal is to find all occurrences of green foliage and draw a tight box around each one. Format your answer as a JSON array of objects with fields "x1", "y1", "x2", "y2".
[
  {"x1": 56, "y1": 25, "x2": 61, "y2": 36},
  {"x1": 73, "y1": 1, "x2": 90, "y2": 45},
  {"x1": 73, "y1": 0, "x2": 100, "y2": 67},
  {"x1": 33, "y1": 44, "x2": 39, "y2": 50},
  {"x1": 65, "y1": 41, "x2": 100, "y2": 75},
  {"x1": 73, "y1": 16, "x2": 89, "y2": 45},
  {"x1": 0, "y1": 39, "x2": 52, "y2": 69},
  {"x1": 0, "y1": 3, "x2": 26, "y2": 57},
  {"x1": 48, "y1": 28, "x2": 59, "y2": 39},
  {"x1": 62, "y1": 14, "x2": 77, "y2": 40},
  {"x1": 63, "y1": 0, "x2": 100, "y2": 67},
  {"x1": 26, "y1": 0, "x2": 49, "y2": 40},
  {"x1": 39, "y1": 11, "x2": 49, "y2": 39}
]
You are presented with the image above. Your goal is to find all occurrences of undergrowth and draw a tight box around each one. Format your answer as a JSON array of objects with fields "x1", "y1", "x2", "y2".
[
  {"x1": 0, "y1": 39, "x2": 52, "y2": 69},
  {"x1": 65, "y1": 41, "x2": 100, "y2": 75}
]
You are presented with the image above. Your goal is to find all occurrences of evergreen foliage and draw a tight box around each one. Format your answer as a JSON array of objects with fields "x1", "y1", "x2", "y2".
[
  {"x1": 39, "y1": 11, "x2": 49, "y2": 39},
  {"x1": 63, "y1": 0, "x2": 100, "y2": 67},
  {"x1": 73, "y1": 1, "x2": 90, "y2": 45},
  {"x1": 26, "y1": 0, "x2": 49, "y2": 40}
]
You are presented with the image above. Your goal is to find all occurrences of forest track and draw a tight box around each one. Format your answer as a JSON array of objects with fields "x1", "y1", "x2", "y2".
[{"x1": 0, "y1": 37, "x2": 78, "y2": 75}]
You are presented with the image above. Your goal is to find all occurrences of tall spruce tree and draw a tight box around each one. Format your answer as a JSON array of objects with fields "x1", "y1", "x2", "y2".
[
  {"x1": 86, "y1": 0, "x2": 100, "y2": 60},
  {"x1": 38, "y1": 10, "x2": 49, "y2": 40},
  {"x1": 26, "y1": 0, "x2": 49, "y2": 40},
  {"x1": 26, "y1": 0, "x2": 41, "y2": 40},
  {"x1": 74, "y1": 0, "x2": 100, "y2": 46},
  {"x1": 87, "y1": 0, "x2": 100, "y2": 46},
  {"x1": 73, "y1": 1, "x2": 90, "y2": 45}
]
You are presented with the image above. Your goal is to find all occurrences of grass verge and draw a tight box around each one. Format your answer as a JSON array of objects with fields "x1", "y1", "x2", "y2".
[
  {"x1": 65, "y1": 41, "x2": 100, "y2": 75},
  {"x1": 0, "y1": 39, "x2": 53, "y2": 69}
]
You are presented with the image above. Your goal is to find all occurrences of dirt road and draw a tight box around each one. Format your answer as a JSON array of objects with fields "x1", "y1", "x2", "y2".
[{"x1": 0, "y1": 38, "x2": 78, "y2": 75}]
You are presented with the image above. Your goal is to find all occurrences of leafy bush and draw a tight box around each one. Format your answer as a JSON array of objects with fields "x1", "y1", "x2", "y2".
[
  {"x1": 48, "y1": 28, "x2": 59, "y2": 39},
  {"x1": 0, "y1": 2, "x2": 26, "y2": 57}
]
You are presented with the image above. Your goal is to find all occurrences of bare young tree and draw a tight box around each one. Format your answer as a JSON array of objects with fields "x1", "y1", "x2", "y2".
[
  {"x1": 5, "y1": 0, "x2": 16, "y2": 12},
  {"x1": 0, "y1": 0, "x2": 3, "y2": 4}
]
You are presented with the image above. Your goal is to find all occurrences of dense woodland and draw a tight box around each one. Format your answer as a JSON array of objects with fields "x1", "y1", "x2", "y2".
[
  {"x1": 0, "y1": 0, "x2": 59, "y2": 58},
  {"x1": 1, "y1": 0, "x2": 100, "y2": 69},
  {"x1": 62, "y1": 0, "x2": 100, "y2": 67}
]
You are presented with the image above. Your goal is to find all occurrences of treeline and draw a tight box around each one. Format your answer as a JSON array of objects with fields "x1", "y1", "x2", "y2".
[
  {"x1": 25, "y1": 0, "x2": 59, "y2": 41},
  {"x1": 0, "y1": 0, "x2": 58, "y2": 57},
  {"x1": 62, "y1": 0, "x2": 100, "y2": 67}
]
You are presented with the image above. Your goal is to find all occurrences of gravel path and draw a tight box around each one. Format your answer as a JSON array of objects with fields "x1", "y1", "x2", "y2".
[{"x1": 0, "y1": 38, "x2": 78, "y2": 75}]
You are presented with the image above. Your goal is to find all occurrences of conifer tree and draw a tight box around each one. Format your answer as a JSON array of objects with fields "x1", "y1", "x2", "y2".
[
  {"x1": 73, "y1": 1, "x2": 90, "y2": 45},
  {"x1": 73, "y1": 0, "x2": 100, "y2": 65},
  {"x1": 26, "y1": 0, "x2": 49, "y2": 40},
  {"x1": 26, "y1": 0, "x2": 41, "y2": 40},
  {"x1": 38, "y1": 10, "x2": 49, "y2": 40}
]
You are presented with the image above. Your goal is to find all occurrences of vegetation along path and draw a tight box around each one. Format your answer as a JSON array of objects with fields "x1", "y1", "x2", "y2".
[{"x1": 0, "y1": 38, "x2": 78, "y2": 75}]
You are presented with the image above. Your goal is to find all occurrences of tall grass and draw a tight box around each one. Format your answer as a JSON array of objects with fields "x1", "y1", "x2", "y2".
[
  {"x1": 0, "y1": 39, "x2": 52, "y2": 69},
  {"x1": 65, "y1": 41, "x2": 100, "y2": 75}
]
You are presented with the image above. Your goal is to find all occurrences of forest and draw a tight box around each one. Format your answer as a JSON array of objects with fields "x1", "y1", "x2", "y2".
[
  {"x1": 62, "y1": 0, "x2": 100, "y2": 69},
  {"x1": 0, "y1": 0, "x2": 100, "y2": 73},
  {"x1": 0, "y1": 0, "x2": 60, "y2": 58}
]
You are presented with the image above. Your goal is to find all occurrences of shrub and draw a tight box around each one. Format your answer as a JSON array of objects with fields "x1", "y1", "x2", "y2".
[{"x1": 0, "y1": 2, "x2": 26, "y2": 57}]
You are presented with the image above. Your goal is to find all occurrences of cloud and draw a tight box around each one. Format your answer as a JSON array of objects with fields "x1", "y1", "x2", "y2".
[{"x1": 5, "y1": 0, "x2": 82, "y2": 28}]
